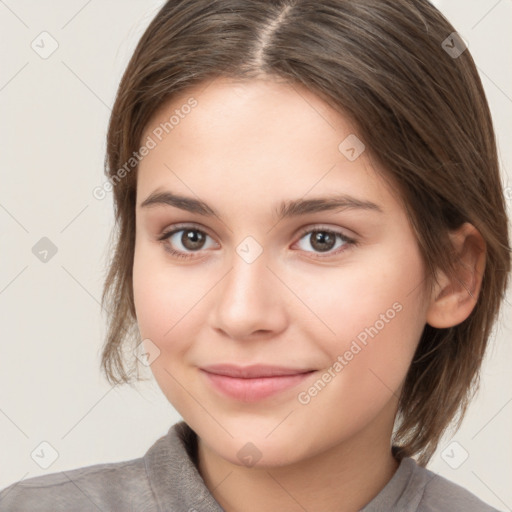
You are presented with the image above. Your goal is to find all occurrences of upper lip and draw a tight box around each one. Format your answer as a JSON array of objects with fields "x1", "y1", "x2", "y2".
[{"x1": 200, "y1": 364, "x2": 315, "y2": 378}]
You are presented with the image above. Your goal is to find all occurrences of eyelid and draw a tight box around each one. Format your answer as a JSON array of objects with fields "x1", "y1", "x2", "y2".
[
  {"x1": 158, "y1": 222, "x2": 217, "y2": 242},
  {"x1": 294, "y1": 223, "x2": 356, "y2": 241},
  {"x1": 159, "y1": 222, "x2": 356, "y2": 240}
]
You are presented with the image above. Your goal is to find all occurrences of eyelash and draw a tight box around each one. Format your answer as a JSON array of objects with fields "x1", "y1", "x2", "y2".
[{"x1": 157, "y1": 223, "x2": 358, "y2": 260}]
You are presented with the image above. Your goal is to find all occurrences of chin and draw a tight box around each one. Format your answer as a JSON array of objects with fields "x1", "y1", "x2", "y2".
[{"x1": 200, "y1": 425, "x2": 310, "y2": 469}]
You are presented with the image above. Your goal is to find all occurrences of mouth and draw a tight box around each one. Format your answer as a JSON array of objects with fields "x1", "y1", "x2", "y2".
[{"x1": 200, "y1": 364, "x2": 316, "y2": 402}]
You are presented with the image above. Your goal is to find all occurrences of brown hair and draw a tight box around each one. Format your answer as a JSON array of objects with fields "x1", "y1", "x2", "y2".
[{"x1": 100, "y1": 0, "x2": 511, "y2": 465}]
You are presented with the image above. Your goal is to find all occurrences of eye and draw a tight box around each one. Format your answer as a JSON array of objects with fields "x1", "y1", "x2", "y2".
[
  {"x1": 158, "y1": 225, "x2": 217, "y2": 260},
  {"x1": 294, "y1": 226, "x2": 357, "y2": 258},
  {"x1": 157, "y1": 223, "x2": 357, "y2": 260}
]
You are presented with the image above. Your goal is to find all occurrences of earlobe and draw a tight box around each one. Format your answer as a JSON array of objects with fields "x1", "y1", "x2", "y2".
[{"x1": 426, "y1": 223, "x2": 486, "y2": 329}]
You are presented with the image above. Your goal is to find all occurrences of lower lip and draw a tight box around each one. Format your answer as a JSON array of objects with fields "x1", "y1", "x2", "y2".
[{"x1": 201, "y1": 370, "x2": 315, "y2": 402}]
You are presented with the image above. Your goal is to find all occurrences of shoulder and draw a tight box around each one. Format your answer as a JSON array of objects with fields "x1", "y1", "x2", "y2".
[
  {"x1": 0, "y1": 421, "x2": 206, "y2": 512},
  {"x1": 0, "y1": 457, "x2": 157, "y2": 512},
  {"x1": 409, "y1": 459, "x2": 502, "y2": 512}
]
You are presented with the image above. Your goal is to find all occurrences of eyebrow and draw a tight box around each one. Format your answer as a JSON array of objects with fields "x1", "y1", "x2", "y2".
[{"x1": 139, "y1": 190, "x2": 383, "y2": 220}]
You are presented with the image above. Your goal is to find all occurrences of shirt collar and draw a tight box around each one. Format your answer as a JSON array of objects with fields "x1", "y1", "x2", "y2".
[{"x1": 144, "y1": 421, "x2": 224, "y2": 512}]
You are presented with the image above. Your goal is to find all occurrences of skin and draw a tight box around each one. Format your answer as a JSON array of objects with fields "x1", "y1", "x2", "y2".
[{"x1": 132, "y1": 76, "x2": 485, "y2": 511}]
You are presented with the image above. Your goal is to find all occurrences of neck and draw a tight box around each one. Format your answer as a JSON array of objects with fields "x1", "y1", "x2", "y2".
[{"x1": 196, "y1": 416, "x2": 400, "y2": 512}]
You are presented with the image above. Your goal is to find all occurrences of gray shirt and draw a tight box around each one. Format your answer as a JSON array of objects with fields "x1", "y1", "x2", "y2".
[{"x1": 0, "y1": 421, "x2": 501, "y2": 511}]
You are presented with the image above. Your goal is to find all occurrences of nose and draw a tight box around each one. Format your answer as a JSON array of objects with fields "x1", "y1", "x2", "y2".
[{"x1": 208, "y1": 245, "x2": 288, "y2": 341}]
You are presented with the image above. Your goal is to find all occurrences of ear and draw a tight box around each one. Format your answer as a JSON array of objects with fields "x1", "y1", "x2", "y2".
[{"x1": 426, "y1": 222, "x2": 486, "y2": 329}]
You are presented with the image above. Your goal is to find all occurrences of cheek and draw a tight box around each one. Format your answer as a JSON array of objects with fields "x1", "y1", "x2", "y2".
[
  {"x1": 292, "y1": 236, "x2": 427, "y2": 388},
  {"x1": 294, "y1": 248, "x2": 425, "y2": 345},
  {"x1": 132, "y1": 259, "x2": 170, "y2": 341},
  {"x1": 132, "y1": 245, "x2": 204, "y2": 411},
  {"x1": 133, "y1": 243, "x2": 184, "y2": 344},
  {"x1": 132, "y1": 242, "x2": 214, "y2": 358},
  {"x1": 292, "y1": 275, "x2": 426, "y2": 441}
]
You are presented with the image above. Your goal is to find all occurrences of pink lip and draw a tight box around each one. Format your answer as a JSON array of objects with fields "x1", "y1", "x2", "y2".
[{"x1": 200, "y1": 364, "x2": 316, "y2": 402}]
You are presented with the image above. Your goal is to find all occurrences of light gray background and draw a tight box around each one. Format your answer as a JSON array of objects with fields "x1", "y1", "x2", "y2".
[{"x1": 1, "y1": 0, "x2": 511, "y2": 509}]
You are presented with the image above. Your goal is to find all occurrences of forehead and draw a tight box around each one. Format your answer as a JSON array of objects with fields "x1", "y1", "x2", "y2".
[
  {"x1": 137, "y1": 77, "x2": 400, "y2": 216},
  {"x1": 142, "y1": 76, "x2": 354, "y2": 144}
]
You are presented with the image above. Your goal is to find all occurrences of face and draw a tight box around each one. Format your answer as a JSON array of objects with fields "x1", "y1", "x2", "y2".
[{"x1": 133, "y1": 76, "x2": 431, "y2": 467}]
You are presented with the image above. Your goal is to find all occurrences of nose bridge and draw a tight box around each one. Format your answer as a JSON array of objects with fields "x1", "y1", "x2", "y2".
[
  {"x1": 209, "y1": 237, "x2": 285, "y2": 338},
  {"x1": 221, "y1": 240, "x2": 272, "y2": 310}
]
